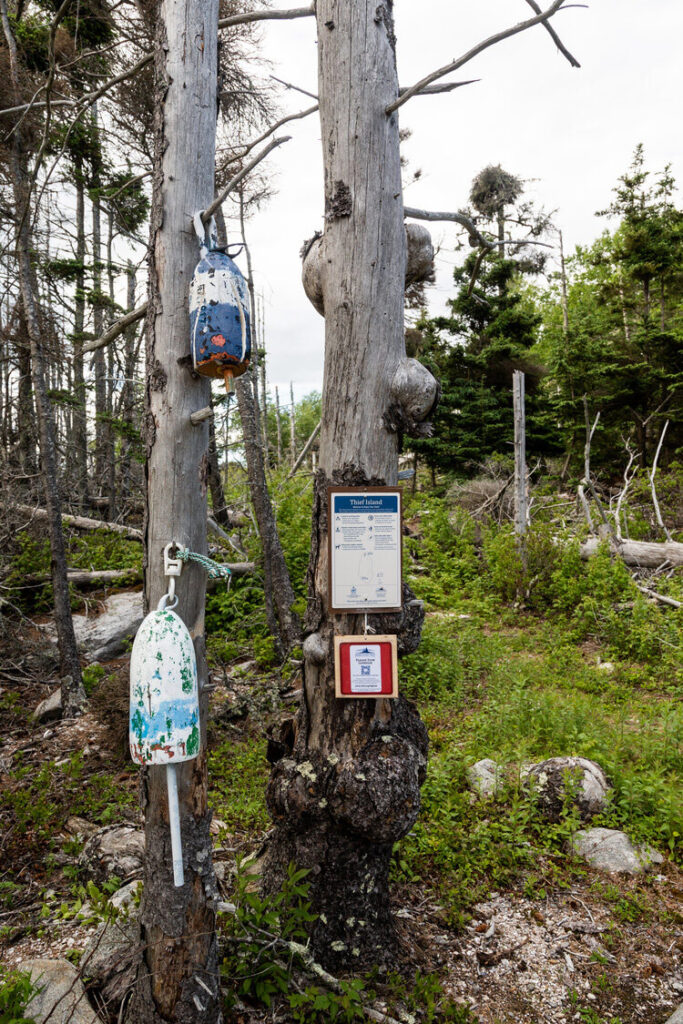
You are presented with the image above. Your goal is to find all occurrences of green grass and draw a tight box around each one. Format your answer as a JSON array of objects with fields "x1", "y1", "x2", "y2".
[{"x1": 208, "y1": 737, "x2": 270, "y2": 835}]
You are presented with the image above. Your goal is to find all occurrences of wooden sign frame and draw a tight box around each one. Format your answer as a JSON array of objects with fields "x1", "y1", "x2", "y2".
[
  {"x1": 334, "y1": 634, "x2": 398, "y2": 699},
  {"x1": 328, "y1": 486, "x2": 403, "y2": 614}
]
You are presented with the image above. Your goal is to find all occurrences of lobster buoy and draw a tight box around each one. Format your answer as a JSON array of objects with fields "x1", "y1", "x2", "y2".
[
  {"x1": 129, "y1": 594, "x2": 200, "y2": 887},
  {"x1": 189, "y1": 212, "x2": 251, "y2": 394}
]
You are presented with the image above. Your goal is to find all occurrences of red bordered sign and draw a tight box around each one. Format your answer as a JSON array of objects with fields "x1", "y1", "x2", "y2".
[{"x1": 334, "y1": 634, "x2": 398, "y2": 699}]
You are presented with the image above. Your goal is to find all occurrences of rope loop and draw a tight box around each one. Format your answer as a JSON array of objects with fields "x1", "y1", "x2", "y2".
[{"x1": 175, "y1": 545, "x2": 232, "y2": 584}]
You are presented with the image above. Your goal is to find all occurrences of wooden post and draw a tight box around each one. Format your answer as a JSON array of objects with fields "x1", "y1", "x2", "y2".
[
  {"x1": 513, "y1": 370, "x2": 527, "y2": 544},
  {"x1": 127, "y1": 2, "x2": 221, "y2": 1020}
]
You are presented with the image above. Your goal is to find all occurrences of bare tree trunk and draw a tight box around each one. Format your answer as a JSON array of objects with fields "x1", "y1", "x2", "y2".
[
  {"x1": 119, "y1": 263, "x2": 138, "y2": 504},
  {"x1": 207, "y1": 405, "x2": 229, "y2": 528},
  {"x1": 513, "y1": 370, "x2": 527, "y2": 547},
  {"x1": 274, "y1": 384, "x2": 283, "y2": 466},
  {"x1": 0, "y1": 0, "x2": 85, "y2": 713},
  {"x1": 105, "y1": 209, "x2": 117, "y2": 519},
  {"x1": 91, "y1": 145, "x2": 107, "y2": 499},
  {"x1": 72, "y1": 168, "x2": 89, "y2": 509},
  {"x1": 16, "y1": 309, "x2": 36, "y2": 476},
  {"x1": 235, "y1": 374, "x2": 301, "y2": 653},
  {"x1": 263, "y1": 0, "x2": 428, "y2": 970},
  {"x1": 289, "y1": 381, "x2": 296, "y2": 466},
  {"x1": 126, "y1": 3, "x2": 221, "y2": 1020}
]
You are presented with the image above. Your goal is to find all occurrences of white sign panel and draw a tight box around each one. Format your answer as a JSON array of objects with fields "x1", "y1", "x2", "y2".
[
  {"x1": 329, "y1": 489, "x2": 402, "y2": 612},
  {"x1": 349, "y1": 643, "x2": 383, "y2": 693}
]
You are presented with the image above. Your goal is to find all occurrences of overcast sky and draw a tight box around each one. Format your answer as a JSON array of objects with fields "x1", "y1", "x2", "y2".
[{"x1": 221, "y1": 1, "x2": 683, "y2": 410}]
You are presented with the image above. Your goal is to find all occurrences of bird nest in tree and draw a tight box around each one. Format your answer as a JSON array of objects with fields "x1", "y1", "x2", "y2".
[{"x1": 470, "y1": 164, "x2": 523, "y2": 219}]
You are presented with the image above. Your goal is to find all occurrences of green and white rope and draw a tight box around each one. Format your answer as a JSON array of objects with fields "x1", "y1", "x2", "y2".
[{"x1": 176, "y1": 546, "x2": 232, "y2": 581}]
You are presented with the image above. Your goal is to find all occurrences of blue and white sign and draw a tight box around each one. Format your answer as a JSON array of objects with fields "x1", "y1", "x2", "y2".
[{"x1": 329, "y1": 489, "x2": 402, "y2": 611}]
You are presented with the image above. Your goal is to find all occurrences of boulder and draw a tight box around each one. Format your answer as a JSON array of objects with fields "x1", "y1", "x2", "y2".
[
  {"x1": 16, "y1": 959, "x2": 101, "y2": 1024},
  {"x1": 65, "y1": 591, "x2": 143, "y2": 662},
  {"x1": 78, "y1": 825, "x2": 144, "y2": 884},
  {"x1": 33, "y1": 688, "x2": 62, "y2": 723},
  {"x1": 81, "y1": 918, "x2": 140, "y2": 1008},
  {"x1": 466, "y1": 758, "x2": 503, "y2": 799},
  {"x1": 571, "y1": 828, "x2": 664, "y2": 874},
  {"x1": 524, "y1": 757, "x2": 609, "y2": 821},
  {"x1": 665, "y1": 1005, "x2": 683, "y2": 1024}
]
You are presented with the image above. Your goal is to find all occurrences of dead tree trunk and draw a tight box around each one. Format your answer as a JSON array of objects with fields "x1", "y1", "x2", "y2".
[
  {"x1": 126, "y1": 3, "x2": 221, "y2": 1021},
  {"x1": 235, "y1": 374, "x2": 301, "y2": 653},
  {"x1": 513, "y1": 370, "x2": 527, "y2": 546},
  {"x1": 263, "y1": 0, "x2": 431, "y2": 970}
]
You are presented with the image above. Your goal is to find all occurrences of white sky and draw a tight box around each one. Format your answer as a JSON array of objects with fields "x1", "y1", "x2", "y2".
[{"x1": 221, "y1": 1, "x2": 683, "y2": 408}]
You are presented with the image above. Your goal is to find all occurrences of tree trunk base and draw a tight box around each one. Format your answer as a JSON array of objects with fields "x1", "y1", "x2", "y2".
[{"x1": 263, "y1": 823, "x2": 396, "y2": 971}]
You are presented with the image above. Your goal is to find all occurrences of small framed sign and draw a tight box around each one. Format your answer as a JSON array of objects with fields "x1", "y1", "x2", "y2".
[
  {"x1": 328, "y1": 487, "x2": 402, "y2": 613},
  {"x1": 334, "y1": 634, "x2": 398, "y2": 699}
]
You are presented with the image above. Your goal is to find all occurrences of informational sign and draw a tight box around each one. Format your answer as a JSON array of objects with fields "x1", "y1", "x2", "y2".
[
  {"x1": 334, "y1": 634, "x2": 398, "y2": 699},
  {"x1": 328, "y1": 488, "x2": 402, "y2": 613}
]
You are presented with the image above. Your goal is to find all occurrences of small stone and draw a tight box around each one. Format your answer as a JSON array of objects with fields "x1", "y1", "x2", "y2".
[
  {"x1": 571, "y1": 828, "x2": 664, "y2": 874},
  {"x1": 467, "y1": 759, "x2": 502, "y2": 799},
  {"x1": 108, "y1": 879, "x2": 141, "y2": 914},
  {"x1": 33, "y1": 689, "x2": 62, "y2": 724}
]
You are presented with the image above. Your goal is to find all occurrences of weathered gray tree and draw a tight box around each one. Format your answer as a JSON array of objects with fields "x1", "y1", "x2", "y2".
[
  {"x1": 264, "y1": 0, "x2": 579, "y2": 968},
  {"x1": 126, "y1": 2, "x2": 221, "y2": 1020}
]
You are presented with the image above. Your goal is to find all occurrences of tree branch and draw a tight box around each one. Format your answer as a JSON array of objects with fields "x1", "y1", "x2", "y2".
[
  {"x1": 387, "y1": 0, "x2": 575, "y2": 114},
  {"x1": 203, "y1": 135, "x2": 291, "y2": 224},
  {"x1": 581, "y1": 398, "x2": 616, "y2": 540},
  {"x1": 218, "y1": 5, "x2": 315, "y2": 29},
  {"x1": 399, "y1": 78, "x2": 480, "y2": 96},
  {"x1": 649, "y1": 420, "x2": 672, "y2": 542},
  {"x1": 222, "y1": 104, "x2": 318, "y2": 168},
  {"x1": 524, "y1": 0, "x2": 581, "y2": 66},
  {"x1": 82, "y1": 303, "x2": 147, "y2": 355}
]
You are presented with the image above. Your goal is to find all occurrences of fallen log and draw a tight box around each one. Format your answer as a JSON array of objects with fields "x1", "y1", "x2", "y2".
[
  {"x1": 579, "y1": 536, "x2": 683, "y2": 569},
  {"x1": 16, "y1": 504, "x2": 143, "y2": 540},
  {"x1": 24, "y1": 568, "x2": 142, "y2": 587}
]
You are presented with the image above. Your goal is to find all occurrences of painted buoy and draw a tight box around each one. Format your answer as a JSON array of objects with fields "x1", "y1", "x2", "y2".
[
  {"x1": 189, "y1": 213, "x2": 251, "y2": 394},
  {"x1": 129, "y1": 598, "x2": 200, "y2": 887}
]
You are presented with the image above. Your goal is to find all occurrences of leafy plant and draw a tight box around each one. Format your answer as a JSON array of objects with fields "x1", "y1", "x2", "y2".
[{"x1": 0, "y1": 966, "x2": 40, "y2": 1024}]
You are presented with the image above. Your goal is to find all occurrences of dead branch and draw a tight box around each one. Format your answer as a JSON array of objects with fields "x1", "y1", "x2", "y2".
[
  {"x1": 270, "y1": 74, "x2": 318, "y2": 100},
  {"x1": 524, "y1": 0, "x2": 581, "y2": 66},
  {"x1": 82, "y1": 303, "x2": 147, "y2": 355},
  {"x1": 284, "y1": 420, "x2": 321, "y2": 481},
  {"x1": 218, "y1": 5, "x2": 315, "y2": 29},
  {"x1": 222, "y1": 104, "x2": 318, "y2": 168},
  {"x1": 399, "y1": 78, "x2": 480, "y2": 96},
  {"x1": 635, "y1": 585, "x2": 681, "y2": 609},
  {"x1": 203, "y1": 136, "x2": 291, "y2": 223},
  {"x1": 387, "y1": 0, "x2": 578, "y2": 114},
  {"x1": 23, "y1": 568, "x2": 141, "y2": 586},
  {"x1": 615, "y1": 440, "x2": 638, "y2": 541},
  {"x1": 649, "y1": 420, "x2": 672, "y2": 542},
  {"x1": 581, "y1": 398, "x2": 616, "y2": 540}
]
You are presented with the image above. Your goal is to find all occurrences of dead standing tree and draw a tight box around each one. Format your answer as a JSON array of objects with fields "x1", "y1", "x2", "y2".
[
  {"x1": 264, "y1": 0, "x2": 580, "y2": 968},
  {"x1": 126, "y1": 2, "x2": 221, "y2": 1021}
]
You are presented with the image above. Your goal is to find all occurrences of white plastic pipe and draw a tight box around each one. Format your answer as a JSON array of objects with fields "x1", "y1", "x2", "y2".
[{"x1": 166, "y1": 763, "x2": 184, "y2": 887}]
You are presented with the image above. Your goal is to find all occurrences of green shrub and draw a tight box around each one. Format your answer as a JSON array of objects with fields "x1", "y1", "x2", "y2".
[{"x1": 0, "y1": 965, "x2": 40, "y2": 1024}]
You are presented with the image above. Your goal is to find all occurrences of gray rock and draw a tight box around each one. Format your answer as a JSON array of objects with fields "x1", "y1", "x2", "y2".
[
  {"x1": 524, "y1": 757, "x2": 609, "y2": 821},
  {"x1": 108, "y1": 879, "x2": 142, "y2": 914},
  {"x1": 32, "y1": 688, "x2": 62, "y2": 723},
  {"x1": 50, "y1": 591, "x2": 144, "y2": 662},
  {"x1": 81, "y1": 918, "x2": 140, "y2": 1007},
  {"x1": 466, "y1": 758, "x2": 503, "y2": 798},
  {"x1": 664, "y1": 1005, "x2": 683, "y2": 1024},
  {"x1": 78, "y1": 825, "x2": 144, "y2": 884},
  {"x1": 571, "y1": 827, "x2": 664, "y2": 874},
  {"x1": 16, "y1": 959, "x2": 101, "y2": 1024}
]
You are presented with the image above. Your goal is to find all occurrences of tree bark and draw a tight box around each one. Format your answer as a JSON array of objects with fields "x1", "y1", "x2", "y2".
[
  {"x1": 263, "y1": 0, "x2": 428, "y2": 970},
  {"x1": 513, "y1": 370, "x2": 527, "y2": 545},
  {"x1": 580, "y1": 536, "x2": 683, "y2": 568},
  {"x1": 125, "y1": 3, "x2": 221, "y2": 1021}
]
